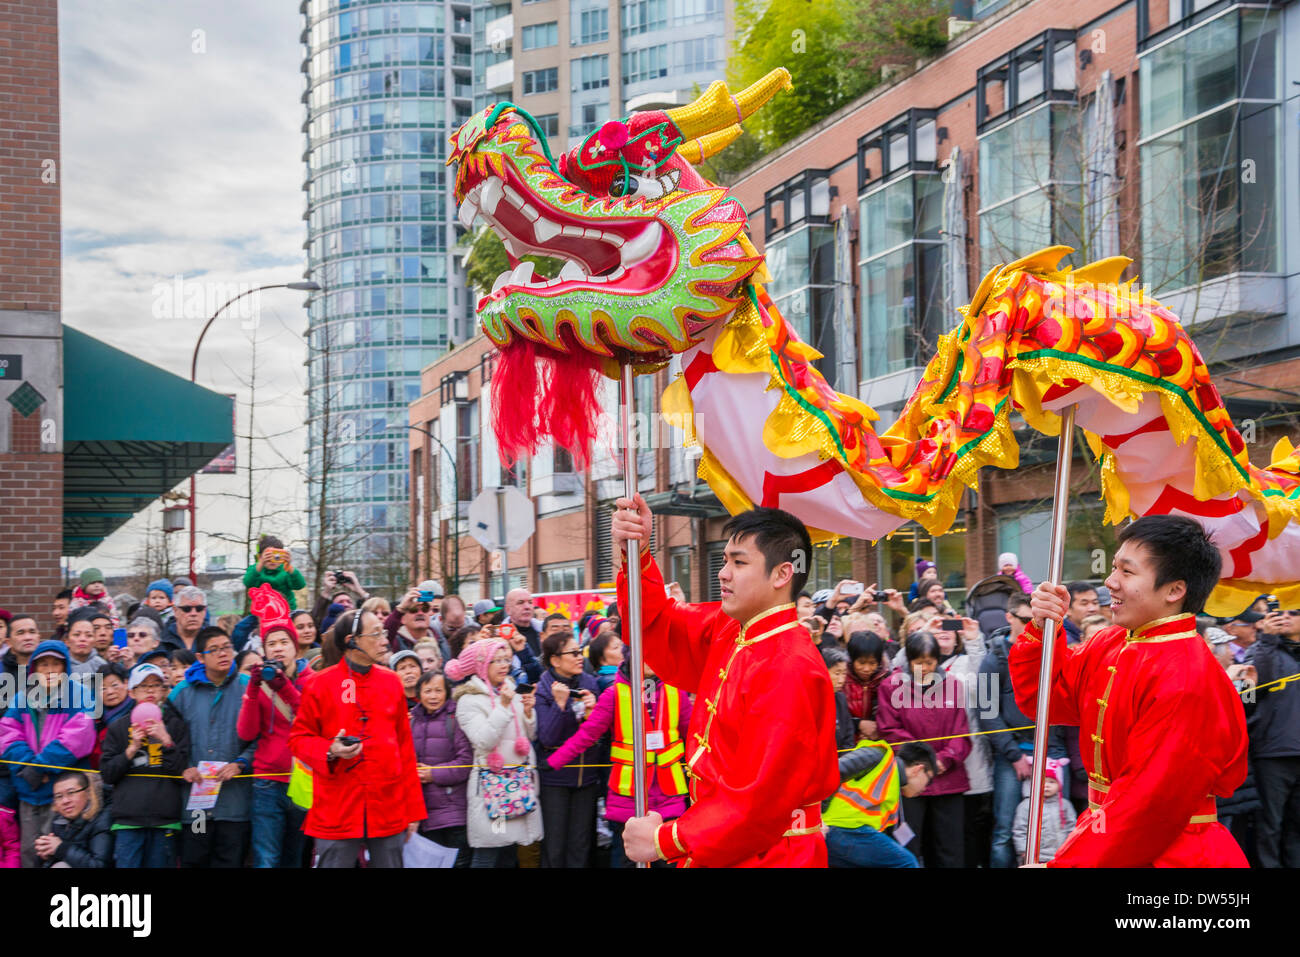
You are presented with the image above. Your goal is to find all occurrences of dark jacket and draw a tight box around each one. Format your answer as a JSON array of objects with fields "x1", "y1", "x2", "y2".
[
  {"x1": 41, "y1": 807, "x2": 112, "y2": 868},
  {"x1": 978, "y1": 632, "x2": 1069, "y2": 765},
  {"x1": 409, "y1": 699, "x2": 472, "y2": 831},
  {"x1": 535, "y1": 668, "x2": 602, "y2": 789},
  {"x1": 833, "y1": 690, "x2": 855, "y2": 751},
  {"x1": 160, "y1": 619, "x2": 196, "y2": 655},
  {"x1": 167, "y1": 661, "x2": 254, "y2": 822},
  {"x1": 100, "y1": 703, "x2": 191, "y2": 827},
  {"x1": 1246, "y1": 633, "x2": 1300, "y2": 758}
]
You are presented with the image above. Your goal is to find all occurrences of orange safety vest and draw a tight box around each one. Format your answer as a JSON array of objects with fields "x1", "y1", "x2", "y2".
[
  {"x1": 822, "y1": 740, "x2": 901, "y2": 833},
  {"x1": 609, "y1": 679, "x2": 688, "y2": 798}
]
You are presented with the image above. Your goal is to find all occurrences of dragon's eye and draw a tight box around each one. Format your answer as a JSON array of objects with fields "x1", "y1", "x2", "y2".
[{"x1": 611, "y1": 174, "x2": 666, "y2": 201}]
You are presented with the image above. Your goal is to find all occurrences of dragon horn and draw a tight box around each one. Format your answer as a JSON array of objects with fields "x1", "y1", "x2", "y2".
[
  {"x1": 666, "y1": 68, "x2": 792, "y2": 141},
  {"x1": 678, "y1": 125, "x2": 743, "y2": 165}
]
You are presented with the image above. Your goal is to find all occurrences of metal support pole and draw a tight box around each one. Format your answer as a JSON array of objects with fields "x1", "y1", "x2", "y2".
[
  {"x1": 495, "y1": 486, "x2": 508, "y2": 602},
  {"x1": 1026, "y1": 404, "x2": 1077, "y2": 866},
  {"x1": 620, "y1": 363, "x2": 649, "y2": 867}
]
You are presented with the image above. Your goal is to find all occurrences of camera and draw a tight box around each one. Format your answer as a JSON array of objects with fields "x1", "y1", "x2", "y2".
[
  {"x1": 871, "y1": 591, "x2": 890, "y2": 601},
  {"x1": 940, "y1": 619, "x2": 964, "y2": 632},
  {"x1": 417, "y1": 589, "x2": 438, "y2": 603},
  {"x1": 1267, "y1": 595, "x2": 1280, "y2": 613},
  {"x1": 334, "y1": 570, "x2": 349, "y2": 584},
  {"x1": 514, "y1": 682, "x2": 534, "y2": 695},
  {"x1": 260, "y1": 658, "x2": 285, "y2": 682}
]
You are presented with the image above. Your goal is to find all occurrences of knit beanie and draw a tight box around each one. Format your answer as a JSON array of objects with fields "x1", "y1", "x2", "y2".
[
  {"x1": 80, "y1": 567, "x2": 104, "y2": 588},
  {"x1": 444, "y1": 638, "x2": 527, "y2": 770},
  {"x1": 145, "y1": 579, "x2": 174, "y2": 601},
  {"x1": 998, "y1": 553, "x2": 1019, "y2": 569}
]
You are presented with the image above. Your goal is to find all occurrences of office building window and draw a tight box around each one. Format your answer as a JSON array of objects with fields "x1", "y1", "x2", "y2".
[
  {"x1": 456, "y1": 400, "x2": 480, "y2": 501},
  {"x1": 1138, "y1": 7, "x2": 1281, "y2": 293},
  {"x1": 623, "y1": 0, "x2": 668, "y2": 35},
  {"x1": 673, "y1": 0, "x2": 723, "y2": 25},
  {"x1": 623, "y1": 44, "x2": 668, "y2": 85},
  {"x1": 522, "y1": 67, "x2": 559, "y2": 94},
  {"x1": 522, "y1": 21, "x2": 559, "y2": 50},
  {"x1": 977, "y1": 30, "x2": 1077, "y2": 132},
  {"x1": 572, "y1": 3, "x2": 609, "y2": 44},
  {"x1": 575, "y1": 54, "x2": 610, "y2": 90},
  {"x1": 675, "y1": 36, "x2": 717, "y2": 73},
  {"x1": 535, "y1": 112, "x2": 560, "y2": 137},
  {"x1": 669, "y1": 548, "x2": 692, "y2": 602},
  {"x1": 538, "y1": 563, "x2": 585, "y2": 593}
]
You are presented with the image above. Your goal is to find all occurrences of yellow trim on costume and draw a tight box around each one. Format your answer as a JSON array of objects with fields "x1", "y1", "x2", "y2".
[
  {"x1": 653, "y1": 825, "x2": 667, "y2": 862},
  {"x1": 739, "y1": 603, "x2": 796, "y2": 635},
  {"x1": 1128, "y1": 614, "x2": 1195, "y2": 641},
  {"x1": 671, "y1": 819, "x2": 687, "y2": 855}
]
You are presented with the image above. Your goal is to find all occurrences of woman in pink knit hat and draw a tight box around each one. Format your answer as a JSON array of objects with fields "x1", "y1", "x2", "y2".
[{"x1": 447, "y1": 638, "x2": 542, "y2": 866}]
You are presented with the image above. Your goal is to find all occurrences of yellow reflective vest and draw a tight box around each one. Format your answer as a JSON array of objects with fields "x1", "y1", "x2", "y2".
[
  {"x1": 822, "y1": 739, "x2": 900, "y2": 832},
  {"x1": 609, "y1": 679, "x2": 688, "y2": 798}
]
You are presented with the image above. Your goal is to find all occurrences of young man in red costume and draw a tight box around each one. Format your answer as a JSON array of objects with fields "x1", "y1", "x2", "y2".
[
  {"x1": 1012, "y1": 514, "x2": 1248, "y2": 867},
  {"x1": 615, "y1": 495, "x2": 841, "y2": 867}
]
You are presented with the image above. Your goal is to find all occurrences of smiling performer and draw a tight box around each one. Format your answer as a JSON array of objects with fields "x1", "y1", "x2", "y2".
[
  {"x1": 1011, "y1": 515, "x2": 1248, "y2": 867},
  {"x1": 612, "y1": 494, "x2": 839, "y2": 868}
]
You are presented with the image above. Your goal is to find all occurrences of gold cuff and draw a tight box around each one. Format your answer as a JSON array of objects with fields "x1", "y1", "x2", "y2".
[
  {"x1": 670, "y1": 819, "x2": 687, "y2": 855},
  {"x1": 652, "y1": 824, "x2": 668, "y2": 862}
]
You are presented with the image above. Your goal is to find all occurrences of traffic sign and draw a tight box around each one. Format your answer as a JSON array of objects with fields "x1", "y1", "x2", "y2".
[{"x1": 468, "y1": 485, "x2": 534, "y2": 552}]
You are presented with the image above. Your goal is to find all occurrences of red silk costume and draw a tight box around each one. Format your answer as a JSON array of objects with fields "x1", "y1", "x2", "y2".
[
  {"x1": 617, "y1": 550, "x2": 840, "y2": 867},
  {"x1": 1010, "y1": 613, "x2": 1248, "y2": 867}
]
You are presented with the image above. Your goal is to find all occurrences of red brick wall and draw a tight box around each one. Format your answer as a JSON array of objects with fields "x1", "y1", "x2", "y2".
[
  {"x1": 0, "y1": 0, "x2": 61, "y2": 312},
  {"x1": 0, "y1": 453, "x2": 63, "y2": 633}
]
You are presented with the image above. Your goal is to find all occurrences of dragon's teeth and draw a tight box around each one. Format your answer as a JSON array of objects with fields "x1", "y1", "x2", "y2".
[
  {"x1": 533, "y1": 218, "x2": 560, "y2": 243},
  {"x1": 502, "y1": 183, "x2": 525, "y2": 208},
  {"x1": 510, "y1": 261, "x2": 535, "y2": 286},
  {"x1": 604, "y1": 232, "x2": 625, "y2": 248},
  {"x1": 604, "y1": 266, "x2": 627, "y2": 282},
  {"x1": 519, "y1": 203, "x2": 540, "y2": 222},
  {"x1": 558, "y1": 261, "x2": 585, "y2": 282},
  {"x1": 457, "y1": 197, "x2": 479, "y2": 229},
  {"x1": 480, "y1": 176, "x2": 504, "y2": 215},
  {"x1": 620, "y1": 222, "x2": 662, "y2": 267},
  {"x1": 491, "y1": 270, "x2": 511, "y2": 293},
  {"x1": 560, "y1": 225, "x2": 584, "y2": 238}
]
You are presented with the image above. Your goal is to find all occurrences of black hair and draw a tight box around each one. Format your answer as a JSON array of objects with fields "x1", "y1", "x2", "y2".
[
  {"x1": 332, "y1": 609, "x2": 367, "y2": 655},
  {"x1": 1116, "y1": 514, "x2": 1221, "y2": 615},
  {"x1": 56, "y1": 589, "x2": 73, "y2": 602},
  {"x1": 541, "y1": 629, "x2": 575, "y2": 668},
  {"x1": 448, "y1": 624, "x2": 479, "y2": 659},
  {"x1": 907, "y1": 598, "x2": 938, "y2": 614},
  {"x1": 66, "y1": 607, "x2": 99, "y2": 627},
  {"x1": 543, "y1": 612, "x2": 569, "y2": 627},
  {"x1": 416, "y1": 669, "x2": 448, "y2": 696},
  {"x1": 1007, "y1": 593, "x2": 1032, "y2": 614},
  {"x1": 1066, "y1": 581, "x2": 1098, "y2": 603},
  {"x1": 904, "y1": 630, "x2": 941, "y2": 662},
  {"x1": 95, "y1": 662, "x2": 129, "y2": 682},
  {"x1": 797, "y1": 591, "x2": 812, "y2": 601},
  {"x1": 897, "y1": 741, "x2": 938, "y2": 776},
  {"x1": 172, "y1": 649, "x2": 197, "y2": 669},
  {"x1": 9, "y1": 614, "x2": 37, "y2": 632},
  {"x1": 258, "y1": 535, "x2": 284, "y2": 552},
  {"x1": 235, "y1": 649, "x2": 262, "y2": 670},
  {"x1": 720, "y1": 507, "x2": 814, "y2": 599},
  {"x1": 193, "y1": 625, "x2": 230, "y2": 654},
  {"x1": 847, "y1": 631, "x2": 885, "y2": 665},
  {"x1": 139, "y1": 648, "x2": 171, "y2": 666},
  {"x1": 588, "y1": 629, "x2": 619, "y2": 668},
  {"x1": 577, "y1": 611, "x2": 597, "y2": 633}
]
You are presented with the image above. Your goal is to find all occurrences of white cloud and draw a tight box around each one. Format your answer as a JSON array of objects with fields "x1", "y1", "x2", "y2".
[{"x1": 61, "y1": 1, "x2": 311, "y2": 578}]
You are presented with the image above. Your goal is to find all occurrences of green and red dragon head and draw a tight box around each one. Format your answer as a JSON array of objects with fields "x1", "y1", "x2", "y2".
[{"x1": 448, "y1": 69, "x2": 790, "y2": 465}]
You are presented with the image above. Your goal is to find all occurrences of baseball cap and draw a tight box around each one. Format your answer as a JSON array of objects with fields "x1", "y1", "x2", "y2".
[
  {"x1": 128, "y1": 663, "x2": 168, "y2": 689},
  {"x1": 416, "y1": 580, "x2": 444, "y2": 598},
  {"x1": 1204, "y1": 627, "x2": 1234, "y2": 646},
  {"x1": 389, "y1": 650, "x2": 421, "y2": 670},
  {"x1": 1218, "y1": 610, "x2": 1265, "y2": 625},
  {"x1": 1094, "y1": 585, "x2": 1112, "y2": 607},
  {"x1": 472, "y1": 599, "x2": 502, "y2": 618}
]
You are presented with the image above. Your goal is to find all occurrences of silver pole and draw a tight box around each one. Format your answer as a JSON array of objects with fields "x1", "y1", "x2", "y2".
[
  {"x1": 1026, "y1": 404, "x2": 1077, "y2": 866},
  {"x1": 496, "y1": 486, "x2": 508, "y2": 603},
  {"x1": 620, "y1": 363, "x2": 649, "y2": 867}
]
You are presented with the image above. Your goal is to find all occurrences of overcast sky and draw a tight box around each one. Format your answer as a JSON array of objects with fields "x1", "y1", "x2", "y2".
[{"x1": 61, "y1": 1, "x2": 310, "y2": 580}]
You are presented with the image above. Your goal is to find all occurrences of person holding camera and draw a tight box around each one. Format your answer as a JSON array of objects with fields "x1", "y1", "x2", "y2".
[
  {"x1": 238, "y1": 585, "x2": 317, "y2": 868},
  {"x1": 312, "y1": 570, "x2": 369, "y2": 633},
  {"x1": 385, "y1": 580, "x2": 442, "y2": 654},
  {"x1": 1245, "y1": 602, "x2": 1300, "y2": 867},
  {"x1": 242, "y1": 535, "x2": 307, "y2": 610},
  {"x1": 290, "y1": 609, "x2": 427, "y2": 868},
  {"x1": 535, "y1": 631, "x2": 601, "y2": 868}
]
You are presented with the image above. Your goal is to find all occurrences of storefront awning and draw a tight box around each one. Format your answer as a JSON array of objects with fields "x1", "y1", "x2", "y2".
[
  {"x1": 62, "y1": 326, "x2": 234, "y2": 555},
  {"x1": 643, "y1": 483, "x2": 729, "y2": 520}
]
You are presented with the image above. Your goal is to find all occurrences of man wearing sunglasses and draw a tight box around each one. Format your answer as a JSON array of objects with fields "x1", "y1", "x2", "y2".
[
  {"x1": 168, "y1": 626, "x2": 254, "y2": 867},
  {"x1": 1245, "y1": 603, "x2": 1300, "y2": 867},
  {"x1": 162, "y1": 586, "x2": 209, "y2": 655},
  {"x1": 978, "y1": 593, "x2": 1068, "y2": 868}
]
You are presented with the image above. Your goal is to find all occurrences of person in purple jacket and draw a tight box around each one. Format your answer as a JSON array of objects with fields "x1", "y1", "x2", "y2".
[
  {"x1": 0, "y1": 640, "x2": 96, "y2": 867},
  {"x1": 535, "y1": 631, "x2": 602, "y2": 868},
  {"x1": 547, "y1": 658, "x2": 693, "y2": 869},
  {"x1": 875, "y1": 630, "x2": 971, "y2": 868},
  {"x1": 410, "y1": 671, "x2": 472, "y2": 867}
]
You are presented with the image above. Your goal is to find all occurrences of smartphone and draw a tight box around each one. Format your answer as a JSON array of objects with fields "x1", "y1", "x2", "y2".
[
  {"x1": 113, "y1": 627, "x2": 128, "y2": 648},
  {"x1": 336, "y1": 735, "x2": 361, "y2": 747},
  {"x1": 515, "y1": 683, "x2": 534, "y2": 695},
  {"x1": 940, "y1": 619, "x2": 964, "y2": 632},
  {"x1": 417, "y1": 590, "x2": 438, "y2": 603},
  {"x1": 841, "y1": 582, "x2": 864, "y2": 595}
]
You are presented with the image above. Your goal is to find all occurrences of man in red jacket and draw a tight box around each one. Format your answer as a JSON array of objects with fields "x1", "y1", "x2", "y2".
[
  {"x1": 616, "y1": 496, "x2": 841, "y2": 867},
  {"x1": 1011, "y1": 514, "x2": 1249, "y2": 867},
  {"x1": 290, "y1": 609, "x2": 426, "y2": 867}
]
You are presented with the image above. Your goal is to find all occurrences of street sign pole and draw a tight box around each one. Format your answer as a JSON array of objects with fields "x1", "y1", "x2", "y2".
[{"x1": 496, "y1": 486, "x2": 508, "y2": 601}]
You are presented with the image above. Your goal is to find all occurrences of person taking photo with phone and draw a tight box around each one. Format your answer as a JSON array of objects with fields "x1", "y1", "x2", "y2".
[{"x1": 290, "y1": 609, "x2": 427, "y2": 868}]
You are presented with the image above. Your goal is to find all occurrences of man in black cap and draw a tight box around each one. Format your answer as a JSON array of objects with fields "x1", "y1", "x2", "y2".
[{"x1": 1219, "y1": 608, "x2": 1264, "y2": 664}]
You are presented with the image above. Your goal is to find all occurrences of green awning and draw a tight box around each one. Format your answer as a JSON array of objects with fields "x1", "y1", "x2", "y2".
[{"x1": 62, "y1": 326, "x2": 234, "y2": 555}]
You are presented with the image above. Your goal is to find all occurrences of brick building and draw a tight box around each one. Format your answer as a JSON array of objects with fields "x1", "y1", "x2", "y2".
[
  {"x1": 411, "y1": 0, "x2": 1299, "y2": 608},
  {"x1": 0, "y1": 1, "x2": 233, "y2": 629}
]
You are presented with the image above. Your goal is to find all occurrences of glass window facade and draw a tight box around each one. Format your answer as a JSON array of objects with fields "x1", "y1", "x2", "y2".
[
  {"x1": 572, "y1": 2, "x2": 610, "y2": 45},
  {"x1": 539, "y1": 563, "x2": 586, "y2": 592},
  {"x1": 1138, "y1": 8, "x2": 1281, "y2": 293},
  {"x1": 522, "y1": 67, "x2": 559, "y2": 95},
  {"x1": 858, "y1": 175, "x2": 945, "y2": 380},
  {"x1": 303, "y1": 0, "x2": 464, "y2": 571},
  {"x1": 522, "y1": 21, "x2": 559, "y2": 50},
  {"x1": 978, "y1": 104, "x2": 1083, "y2": 271}
]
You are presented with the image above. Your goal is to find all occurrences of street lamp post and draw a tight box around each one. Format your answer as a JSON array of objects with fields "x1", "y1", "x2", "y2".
[
  {"x1": 408, "y1": 423, "x2": 460, "y2": 593},
  {"x1": 187, "y1": 281, "x2": 321, "y2": 583}
]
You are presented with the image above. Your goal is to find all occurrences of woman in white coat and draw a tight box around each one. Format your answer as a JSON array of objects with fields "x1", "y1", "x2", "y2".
[{"x1": 448, "y1": 637, "x2": 543, "y2": 867}]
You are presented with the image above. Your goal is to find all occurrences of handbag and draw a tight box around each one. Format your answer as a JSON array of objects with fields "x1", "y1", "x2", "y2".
[{"x1": 478, "y1": 765, "x2": 536, "y2": 820}]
